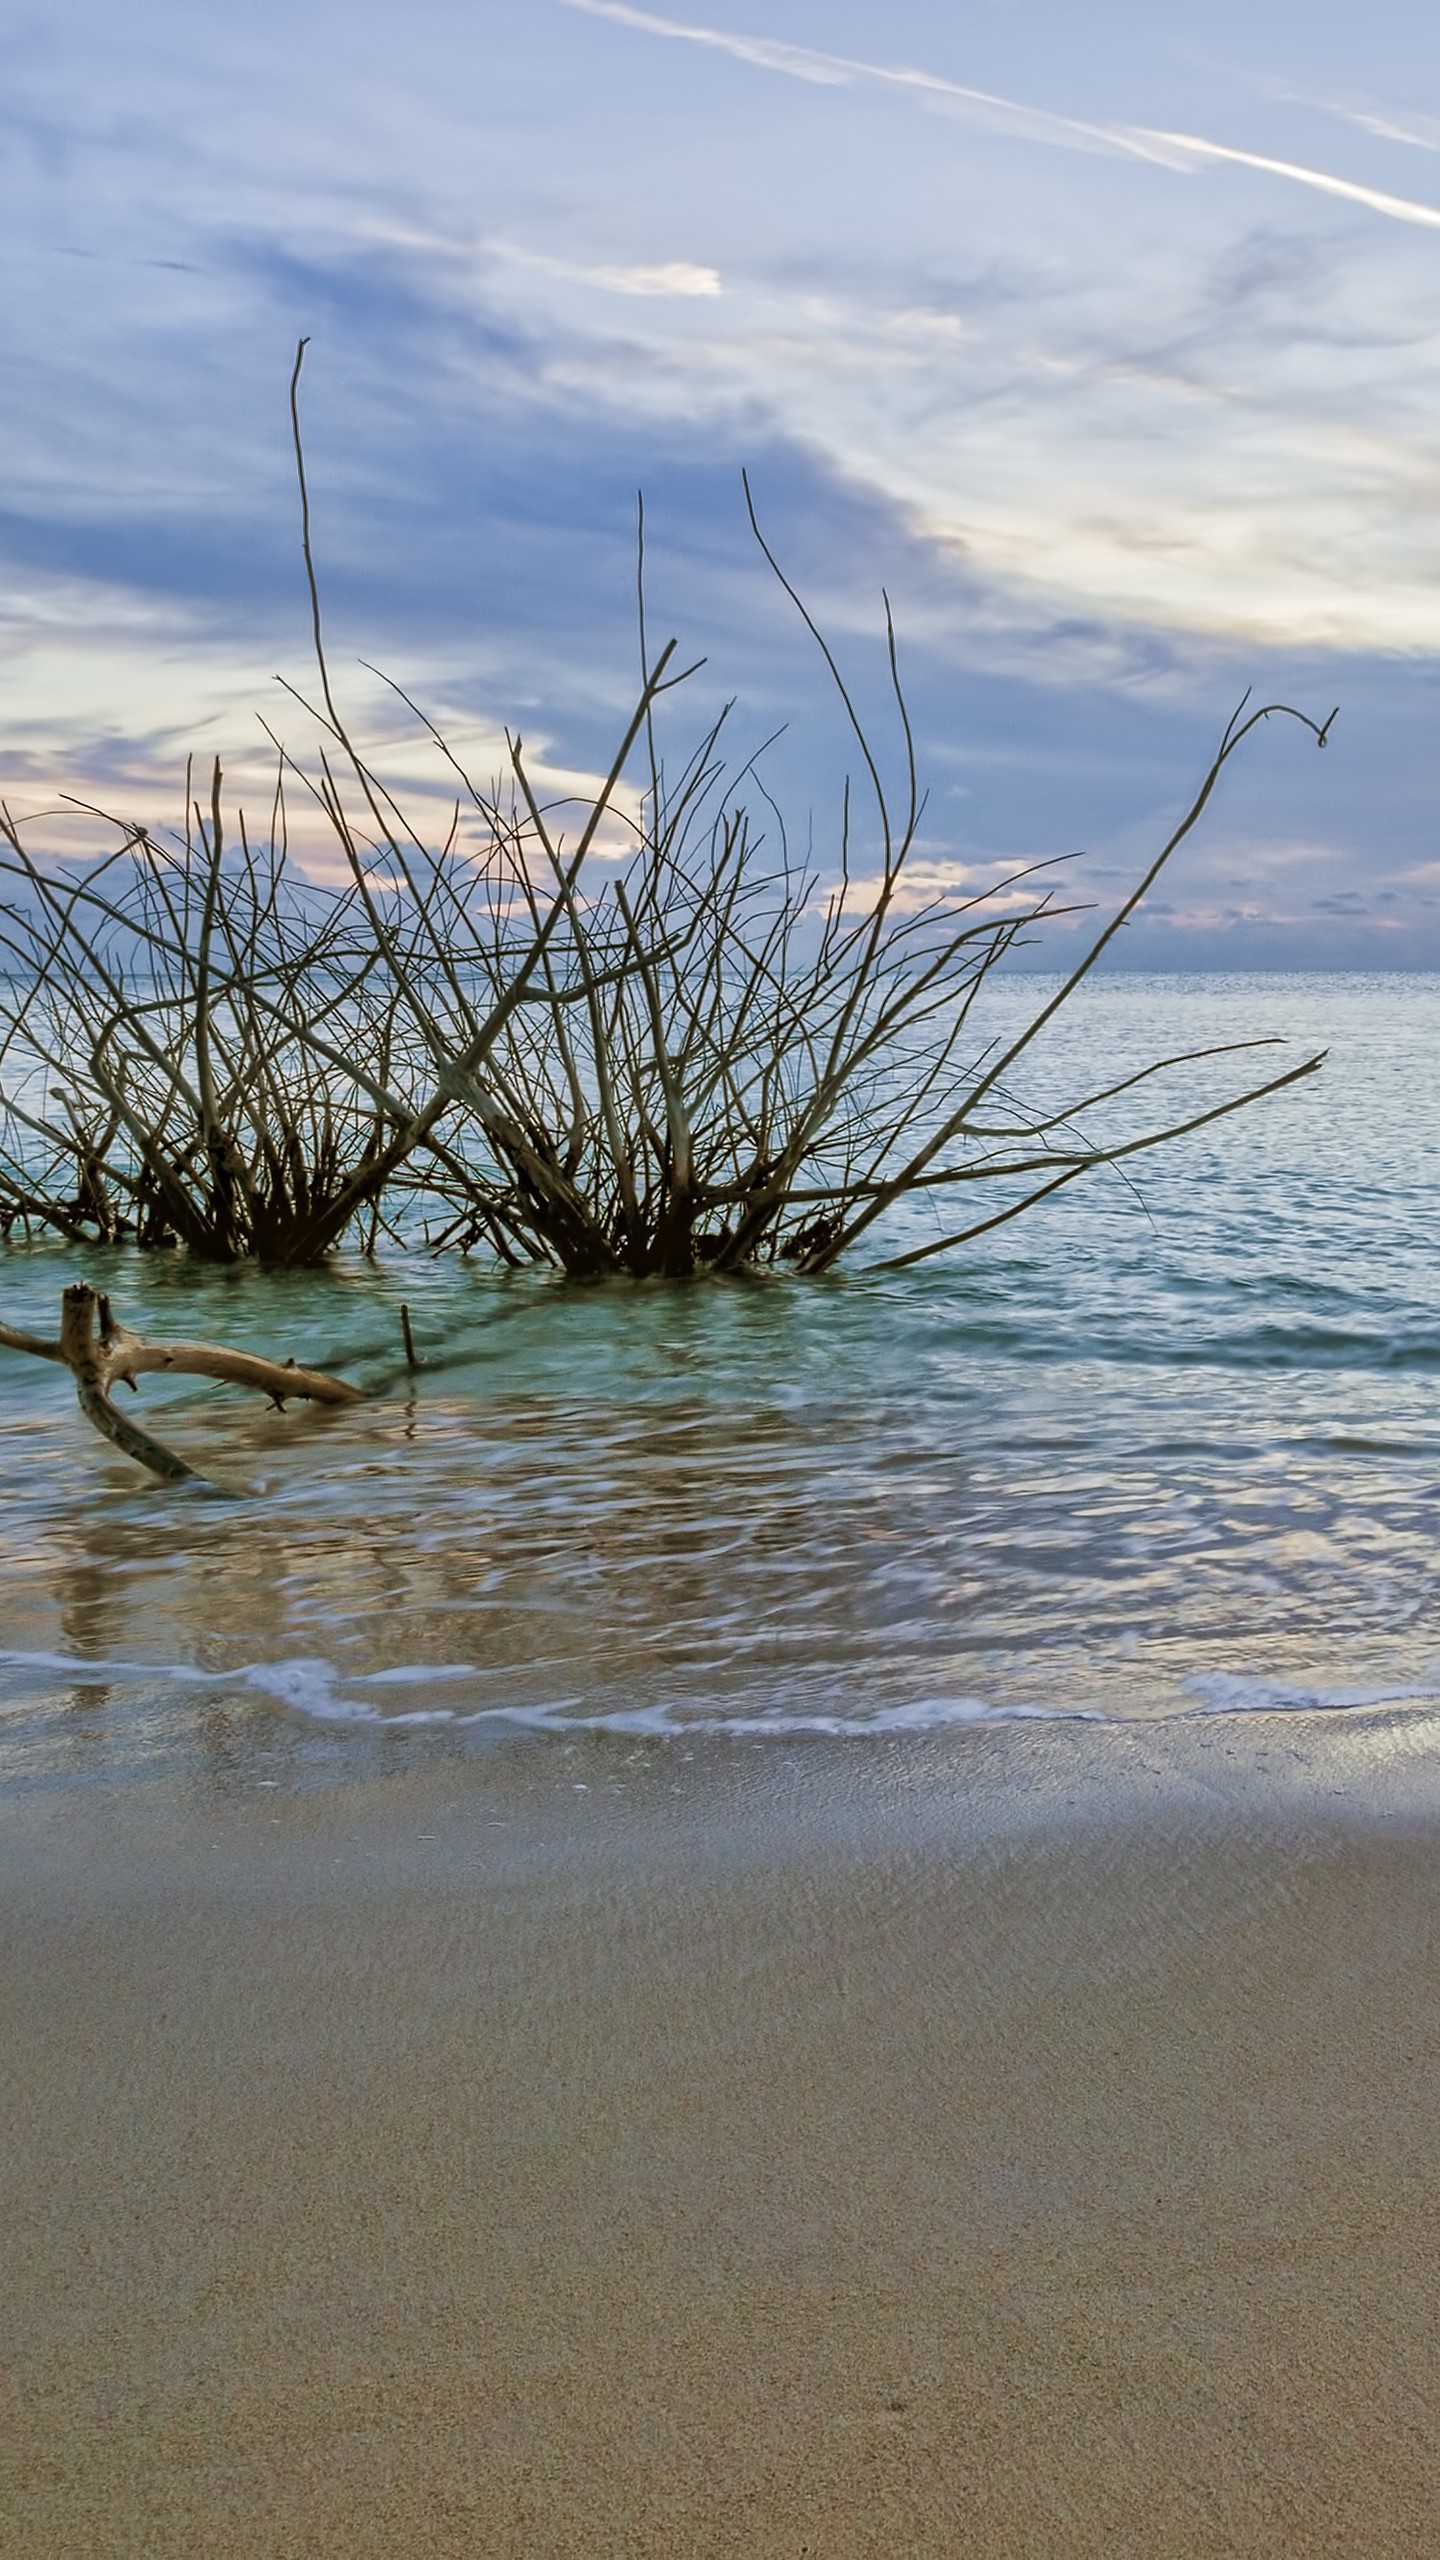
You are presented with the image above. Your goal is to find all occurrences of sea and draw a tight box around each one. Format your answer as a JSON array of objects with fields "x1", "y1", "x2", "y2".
[{"x1": 3, "y1": 970, "x2": 1439, "y2": 1804}]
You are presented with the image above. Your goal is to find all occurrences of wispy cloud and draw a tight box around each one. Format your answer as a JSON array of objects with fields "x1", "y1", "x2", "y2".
[
  {"x1": 506, "y1": 250, "x2": 722, "y2": 299},
  {"x1": 1272, "y1": 90, "x2": 1440, "y2": 156},
  {"x1": 366, "y1": 222, "x2": 722, "y2": 297},
  {"x1": 563, "y1": 0, "x2": 1440, "y2": 230}
]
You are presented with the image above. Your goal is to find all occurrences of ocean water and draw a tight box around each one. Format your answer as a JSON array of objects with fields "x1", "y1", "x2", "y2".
[{"x1": 3, "y1": 971, "x2": 1439, "y2": 1797}]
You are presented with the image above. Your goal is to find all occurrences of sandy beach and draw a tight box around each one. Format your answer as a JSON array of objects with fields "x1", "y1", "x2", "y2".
[{"x1": 4, "y1": 1732, "x2": 1440, "y2": 2557}]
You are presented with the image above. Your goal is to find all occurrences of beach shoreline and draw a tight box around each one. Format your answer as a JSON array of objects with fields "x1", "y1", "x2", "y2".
[{"x1": 5, "y1": 1735, "x2": 1440, "y2": 2556}]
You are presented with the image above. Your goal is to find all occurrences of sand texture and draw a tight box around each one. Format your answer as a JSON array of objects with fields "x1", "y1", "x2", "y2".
[{"x1": 4, "y1": 1753, "x2": 1440, "y2": 2557}]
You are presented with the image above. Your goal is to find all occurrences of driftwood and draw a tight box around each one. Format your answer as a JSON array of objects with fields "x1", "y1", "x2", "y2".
[{"x1": 0, "y1": 1282, "x2": 361, "y2": 1482}]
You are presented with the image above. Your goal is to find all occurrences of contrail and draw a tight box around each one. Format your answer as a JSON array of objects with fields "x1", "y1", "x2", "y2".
[
  {"x1": 559, "y1": 0, "x2": 1173, "y2": 161},
  {"x1": 561, "y1": 0, "x2": 1440, "y2": 230},
  {"x1": 1144, "y1": 132, "x2": 1440, "y2": 229}
]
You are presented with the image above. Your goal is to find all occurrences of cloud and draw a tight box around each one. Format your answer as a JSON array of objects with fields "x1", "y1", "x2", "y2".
[
  {"x1": 410, "y1": 255, "x2": 1440, "y2": 657},
  {"x1": 562, "y1": 0, "x2": 1440, "y2": 230},
  {"x1": 1274, "y1": 91, "x2": 1440, "y2": 156},
  {"x1": 5, "y1": 0, "x2": 1440, "y2": 964},
  {"x1": 368, "y1": 224, "x2": 722, "y2": 298}
]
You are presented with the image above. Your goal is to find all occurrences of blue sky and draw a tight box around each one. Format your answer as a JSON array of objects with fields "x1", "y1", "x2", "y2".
[{"x1": 3, "y1": 0, "x2": 1438, "y2": 961}]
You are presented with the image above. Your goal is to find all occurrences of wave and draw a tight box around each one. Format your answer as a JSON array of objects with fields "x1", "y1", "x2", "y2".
[
  {"x1": 3, "y1": 1650, "x2": 1438, "y2": 1737},
  {"x1": 1184, "y1": 1671, "x2": 1440, "y2": 1716},
  {"x1": 0, "y1": 1649, "x2": 1098, "y2": 1734}
]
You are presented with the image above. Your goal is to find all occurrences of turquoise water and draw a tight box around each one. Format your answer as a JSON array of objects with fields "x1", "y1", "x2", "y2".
[{"x1": 3, "y1": 972, "x2": 1439, "y2": 1793}]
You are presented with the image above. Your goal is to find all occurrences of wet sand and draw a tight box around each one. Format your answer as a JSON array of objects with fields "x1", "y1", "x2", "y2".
[{"x1": 4, "y1": 1737, "x2": 1440, "y2": 2556}]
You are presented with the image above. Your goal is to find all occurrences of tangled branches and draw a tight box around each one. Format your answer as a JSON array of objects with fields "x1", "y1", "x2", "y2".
[{"x1": 0, "y1": 346, "x2": 1333, "y2": 1277}]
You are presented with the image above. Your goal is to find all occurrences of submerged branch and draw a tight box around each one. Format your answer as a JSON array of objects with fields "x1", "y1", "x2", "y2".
[{"x1": 0, "y1": 1284, "x2": 362, "y2": 1482}]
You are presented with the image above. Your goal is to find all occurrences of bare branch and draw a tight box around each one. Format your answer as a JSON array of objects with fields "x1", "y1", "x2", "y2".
[{"x1": 0, "y1": 1284, "x2": 361, "y2": 1483}]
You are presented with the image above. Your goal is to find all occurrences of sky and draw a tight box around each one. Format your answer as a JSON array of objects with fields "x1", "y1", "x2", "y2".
[{"x1": 3, "y1": 0, "x2": 1439, "y2": 963}]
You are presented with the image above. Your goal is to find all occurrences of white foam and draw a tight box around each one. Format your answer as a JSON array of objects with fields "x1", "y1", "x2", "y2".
[
  {"x1": 4, "y1": 1649, "x2": 1439, "y2": 1738},
  {"x1": 0, "y1": 1647, "x2": 386, "y2": 1724},
  {"x1": 450, "y1": 1696, "x2": 1102, "y2": 1738},
  {"x1": 362, "y1": 1664, "x2": 480, "y2": 1686},
  {"x1": 1185, "y1": 1672, "x2": 1440, "y2": 1717},
  {"x1": 239, "y1": 1659, "x2": 380, "y2": 1721},
  {"x1": 0, "y1": 1648, "x2": 1093, "y2": 1733}
]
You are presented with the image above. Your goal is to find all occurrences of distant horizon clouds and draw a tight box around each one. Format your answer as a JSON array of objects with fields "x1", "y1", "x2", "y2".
[{"x1": 1, "y1": 0, "x2": 1438, "y2": 964}]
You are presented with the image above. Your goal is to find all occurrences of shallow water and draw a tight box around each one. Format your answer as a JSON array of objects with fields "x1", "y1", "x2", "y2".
[{"x1": 3, "y1": 971, "x2": 1440, "y2": 1795}]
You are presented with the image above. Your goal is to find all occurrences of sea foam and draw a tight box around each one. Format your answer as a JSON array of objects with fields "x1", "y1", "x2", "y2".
[{"x1": 3, "y1": 1648, "x2": 1438, "y2": 1737}]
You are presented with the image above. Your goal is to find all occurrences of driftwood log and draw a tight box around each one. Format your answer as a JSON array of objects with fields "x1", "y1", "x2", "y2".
[{"x1": 0, "y1": 1283, "x2": 361, "y2": 1482}]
